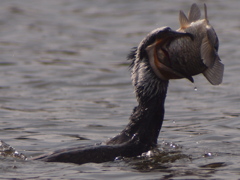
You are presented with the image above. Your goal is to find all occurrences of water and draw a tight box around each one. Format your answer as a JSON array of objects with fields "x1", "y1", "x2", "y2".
[{"x1": 0, "y1": 0, "x2": 239, "y2": 179}]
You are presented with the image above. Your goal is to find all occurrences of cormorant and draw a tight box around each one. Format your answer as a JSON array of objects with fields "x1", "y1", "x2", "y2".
[{"x1": 33, "y1": 3, "x2": 223, "y2": 165}]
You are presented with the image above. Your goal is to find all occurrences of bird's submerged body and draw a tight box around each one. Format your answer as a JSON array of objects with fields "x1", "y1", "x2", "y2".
[{"x1": 32, "y1": 3, "x2": 224, "y2": 164}]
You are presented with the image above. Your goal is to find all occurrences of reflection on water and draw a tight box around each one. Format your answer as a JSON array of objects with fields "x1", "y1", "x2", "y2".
[{"x1": 0, "y1": 0, "x2": 240, "y2": 179}]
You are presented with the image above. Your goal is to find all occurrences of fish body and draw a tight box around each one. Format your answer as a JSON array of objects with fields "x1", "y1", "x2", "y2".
[
  {"x1": 167, "y1": 25, "x2": 206, "y2": 77},
  {"x1": 149, "y1": 4, "x2": 224, "y2": 85},
  {"x1": 169, "y1": 4, "x2": 224, "y2": 85}
]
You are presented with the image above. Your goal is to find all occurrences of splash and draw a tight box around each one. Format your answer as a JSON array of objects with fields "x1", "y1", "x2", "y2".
[{"x1": 0, "y1": 140, "x2": 27, "y2": 160}]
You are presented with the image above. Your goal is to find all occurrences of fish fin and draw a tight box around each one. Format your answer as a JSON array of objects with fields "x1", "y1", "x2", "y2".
[
  {"x1": 187, "y1": 76, "x2": 194, "y2": 83},
  {"x1": 179, "y1": 10, "x2": 190, "y2": 29},
  {"x1": 203, "y1": 56, "x2": 224, "y2": 85},
  {"x1": 188, "y1": 3, "x2": 201, "y2": 22},
  {"x1": 206, "y1": 25, "x2": 219, "y2": 51},
  {"x1": 204, "y1": 3, "x2": 209, "y2": 24},
  {"x1": 201, "y1": 36, "x2": 216, "y2": 68}
]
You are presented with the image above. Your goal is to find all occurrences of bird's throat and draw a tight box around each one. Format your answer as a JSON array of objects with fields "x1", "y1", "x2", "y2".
[{"x1": 107, "y1": 79, "x2": 168, "y2": 148}]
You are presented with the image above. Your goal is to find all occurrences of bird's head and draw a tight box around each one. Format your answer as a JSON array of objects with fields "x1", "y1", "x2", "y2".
[
  {"x1": 130, "y1": 4, "x2": 223, "y2": 87},
  {"x1": 130, "y1": 27, "x2": 195, "y2": 84}
]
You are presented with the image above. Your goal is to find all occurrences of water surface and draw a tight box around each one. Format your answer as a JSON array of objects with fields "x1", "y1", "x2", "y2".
[{"x1": 0, "y1": 0, "x2": 239, "y2": 179}]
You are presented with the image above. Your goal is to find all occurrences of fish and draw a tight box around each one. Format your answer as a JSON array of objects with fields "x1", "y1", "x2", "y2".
[{"x1": 151, "y1": 3, "x2": 224, "y2": 85}]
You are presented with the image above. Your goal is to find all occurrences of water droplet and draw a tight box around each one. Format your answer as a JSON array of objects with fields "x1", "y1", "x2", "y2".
[
  {"x1": 203, "y1": 152, "x2": 212, "y2": 157},
  {"x1": 115, "y1": 156, "x2": 123, "y2": 160},
  {"x1": 145, "y1": 150, "x2": 154, "y2": 157},
  {"x1": 191, "y1": 82, "x2": 197, "y2": 91}
]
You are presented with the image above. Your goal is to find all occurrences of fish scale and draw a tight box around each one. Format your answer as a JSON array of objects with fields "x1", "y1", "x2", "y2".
[{"x1": 168, "y1": 35, "x2": 206, "y2": 77}]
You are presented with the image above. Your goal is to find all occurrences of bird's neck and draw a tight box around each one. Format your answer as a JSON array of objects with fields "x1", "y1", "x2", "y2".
[
  {"x1": 107, "y1": 74, "x2": 169, "y2": 147},
  {"x1": 128, "y1": 79, "x2": 169, "y2": 145}
]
